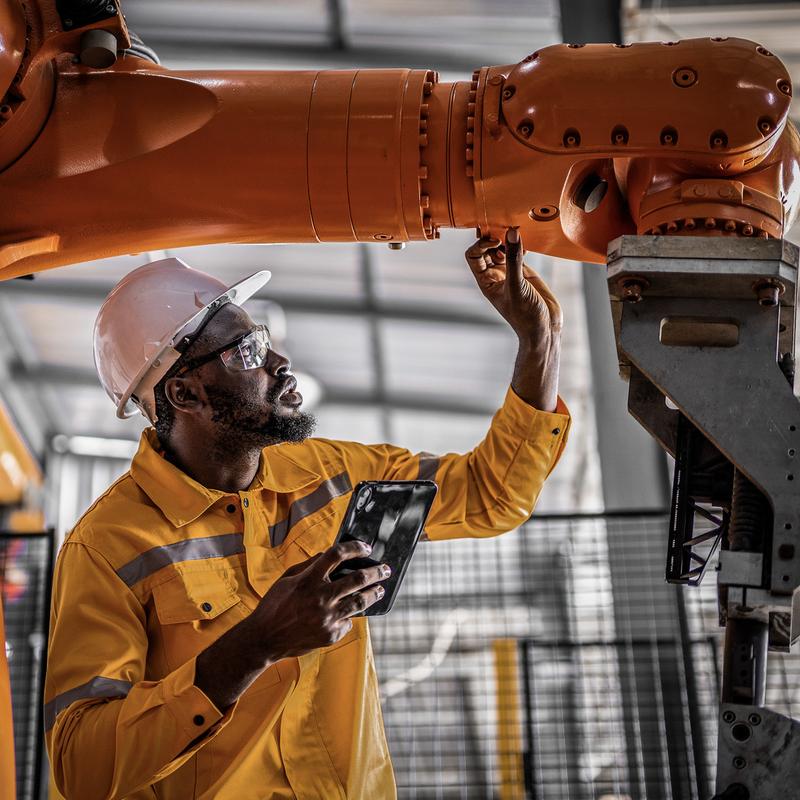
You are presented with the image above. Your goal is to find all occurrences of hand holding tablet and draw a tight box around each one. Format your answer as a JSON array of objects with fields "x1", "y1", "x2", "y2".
[{"x1": 331, "y1": 480, "x2": 437, "y2": 615}]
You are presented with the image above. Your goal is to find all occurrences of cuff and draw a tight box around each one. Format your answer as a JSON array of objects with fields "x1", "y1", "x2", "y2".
[
  {"x1": 162, "y1": 657, "x2": 227, "y2": 741},
  {"x1": 495, "y1": 386, "x2": 571, "y2": 447}
]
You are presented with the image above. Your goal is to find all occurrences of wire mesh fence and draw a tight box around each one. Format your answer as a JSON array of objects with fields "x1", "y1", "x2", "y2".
[
  {"x1": 371, "y1": 512, "x2": 724, "y2": 800},
  {"x1": 1, "y1": 531, "x2": 53, "y2": 800}
]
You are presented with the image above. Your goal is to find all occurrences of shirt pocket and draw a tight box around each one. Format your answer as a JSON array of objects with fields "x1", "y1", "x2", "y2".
[
  {"x1": 151, "y1": 569, "x2": 251, "y2": 670},
  {"x1": 292, "y1": 506, "x2": 340, "y2": 558}
]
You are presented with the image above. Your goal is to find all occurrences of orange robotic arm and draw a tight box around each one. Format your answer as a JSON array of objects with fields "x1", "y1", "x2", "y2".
[{"x1": 0, "y1": 0, "x2": 798, "y2": 279}]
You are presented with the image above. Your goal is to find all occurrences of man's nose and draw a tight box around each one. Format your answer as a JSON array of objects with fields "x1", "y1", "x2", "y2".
[{"x1": 267, "y1": 348, "x2": 291, "y2": 376}]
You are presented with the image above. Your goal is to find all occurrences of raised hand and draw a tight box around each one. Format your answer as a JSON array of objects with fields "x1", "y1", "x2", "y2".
[{"x1": 465, "y1": 228, "x2": 562, "y2": 412}]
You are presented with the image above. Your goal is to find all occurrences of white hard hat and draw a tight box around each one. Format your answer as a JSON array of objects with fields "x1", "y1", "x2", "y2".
[{"x1": 93, "y1": 257, "x2": 271, "y2": 423}]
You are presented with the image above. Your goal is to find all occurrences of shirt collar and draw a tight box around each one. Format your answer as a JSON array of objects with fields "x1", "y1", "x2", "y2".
[
  {"x1": 254, "y1": 443, "x2": 321, "y2": 494},
  {"x1": 131, "y1": 429, "x2": 320, "y2": 528}
]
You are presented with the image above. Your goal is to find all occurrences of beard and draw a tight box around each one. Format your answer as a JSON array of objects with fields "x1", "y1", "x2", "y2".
[{"x1": 204, "y1": 378, "x2": 316, "y2": 455}]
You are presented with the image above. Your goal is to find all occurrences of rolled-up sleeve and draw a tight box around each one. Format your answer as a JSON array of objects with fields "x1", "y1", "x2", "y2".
[
  {"x1": 335, "y1": 386, "x2": 571, "y2": 540},
  {"x1": 45, "y1": 542, "x2": 233, "y2": 800}
]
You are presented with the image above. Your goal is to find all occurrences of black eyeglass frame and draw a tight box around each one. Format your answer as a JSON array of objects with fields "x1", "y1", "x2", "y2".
[{"x1": 170, "y1": 325, "x2": 271, "y2": 378}]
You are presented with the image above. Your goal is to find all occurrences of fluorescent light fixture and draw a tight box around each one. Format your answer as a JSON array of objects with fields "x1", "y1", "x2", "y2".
[{"x1": 51, "y1": 434, "x2": 138, "y2": 459}]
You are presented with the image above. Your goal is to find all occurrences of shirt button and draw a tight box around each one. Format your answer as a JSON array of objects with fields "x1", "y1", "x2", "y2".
[
  {"x1": 552, "y1": 427, "x2": 561, "y2": 435},
  {"x1": 201, "y1": 602, "x2": 213, "y2": 613},
  {"x1": 226, "y1": 503, "x2": 236, "y2": 513},
  {"x1": 242, "y1": 498, "x2": 249, "y2": 508},
  {"x1": 193, "y1": 714, "x2": 205, "y2": 726}
]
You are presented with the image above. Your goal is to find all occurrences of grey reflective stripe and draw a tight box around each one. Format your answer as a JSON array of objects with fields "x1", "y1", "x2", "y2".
[
  {"x1": 269, "y1": 472, "x2": 352, "y2": 546},
  {"x1": 416, "y1": 452, "x2": 440, "y2": 482},
  {"x1": 116, "y1": 532, "x2": 245, "y2": 587},
  {"x1": 44, "y1": 676, "x2": 132, "y2": 731}
]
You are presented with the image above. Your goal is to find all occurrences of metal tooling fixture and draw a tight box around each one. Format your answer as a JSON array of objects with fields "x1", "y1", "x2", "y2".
[{"x1": 607, "y1": 234, "x2": 800, "y2": 798}]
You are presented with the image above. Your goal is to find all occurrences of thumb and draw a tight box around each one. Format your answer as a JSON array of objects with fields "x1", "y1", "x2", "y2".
[{"x1": 505, "y1": 228, "x2": 524, "y2": 288}]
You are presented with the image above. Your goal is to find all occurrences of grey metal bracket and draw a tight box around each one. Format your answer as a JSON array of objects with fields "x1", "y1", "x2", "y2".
[{"x1": 607, "y1": 235, "x2": 800, "y2": 602}]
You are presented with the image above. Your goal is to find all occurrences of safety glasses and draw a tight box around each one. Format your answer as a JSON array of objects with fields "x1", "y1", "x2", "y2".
[{"x1": 173, "y1": 325, "x2": 271, "y2": 376}]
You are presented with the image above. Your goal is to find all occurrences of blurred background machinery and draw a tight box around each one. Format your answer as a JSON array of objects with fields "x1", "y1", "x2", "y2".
[{"x1": 3, "y1": 1, "x2": 800, "y2": 798}]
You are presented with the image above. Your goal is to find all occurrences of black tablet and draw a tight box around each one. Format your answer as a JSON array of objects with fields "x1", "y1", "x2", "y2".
[{"x1": 331, "y1": 480, "x2": 437, "y2": 615}]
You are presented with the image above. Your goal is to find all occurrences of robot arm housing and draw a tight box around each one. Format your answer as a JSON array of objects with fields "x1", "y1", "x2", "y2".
[{"x1": 0, "y1": 0, "x2": 797, "y2": 277}]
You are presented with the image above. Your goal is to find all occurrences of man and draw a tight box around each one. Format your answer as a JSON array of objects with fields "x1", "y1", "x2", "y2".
[{"x1": 44, "y1": 229, "x2": 570, "y2": 799}]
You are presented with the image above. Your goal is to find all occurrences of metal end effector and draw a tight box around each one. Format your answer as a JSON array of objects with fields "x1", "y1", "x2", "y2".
[{"x1": 0, "y1": 1, "x2": 799, "y2": 276}]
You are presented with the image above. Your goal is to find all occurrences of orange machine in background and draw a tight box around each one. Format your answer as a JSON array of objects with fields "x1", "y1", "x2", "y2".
[
  {"x1": 0, "y1": 391, "x2": 44, "y2": 800},
  {"x1": 0, "y1": 0, "x2": 798, "y2": 278}
]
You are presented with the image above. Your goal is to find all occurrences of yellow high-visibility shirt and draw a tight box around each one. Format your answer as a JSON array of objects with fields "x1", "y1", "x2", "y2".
[{"x1": 45, "y1": 387, "x2": 569, "y2": 800}]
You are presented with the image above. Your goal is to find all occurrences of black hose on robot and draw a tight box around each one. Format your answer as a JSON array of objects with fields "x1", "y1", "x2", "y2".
[{"x1": 123, "y1": 31, "x2": 161, "y2": 66}]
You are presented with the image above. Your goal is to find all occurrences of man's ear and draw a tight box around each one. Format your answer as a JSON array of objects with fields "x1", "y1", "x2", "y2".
[{"x1": 164, "y1": 375, "x2": 206, "y2": 416}]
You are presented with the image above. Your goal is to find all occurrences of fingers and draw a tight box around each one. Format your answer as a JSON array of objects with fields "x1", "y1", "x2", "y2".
[
  {"x1": 330, "y1": 563, "x2": 391, "y2": 601},
  {"x1": 465, "y1": 236, "x2": 504, "y2": 276},
  {"x1": 339, "y1": 582, "x2": 387, "y2": 618},
  {"x1": 314, "y1": 540, "x2": 372, "y2": 579},
  {"x1": 465, "y1": 236, "x2": 500, "y2": 260}
]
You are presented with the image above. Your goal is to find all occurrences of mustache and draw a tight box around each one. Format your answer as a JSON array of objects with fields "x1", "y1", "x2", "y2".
[{"x1": 268, "y1": 375, "x2": 295, "y2": 402}]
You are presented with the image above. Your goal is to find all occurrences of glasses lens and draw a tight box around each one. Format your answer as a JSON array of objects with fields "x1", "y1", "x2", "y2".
[{"x1": 220, "y1": 327, "x2": 270, "y2": 371}]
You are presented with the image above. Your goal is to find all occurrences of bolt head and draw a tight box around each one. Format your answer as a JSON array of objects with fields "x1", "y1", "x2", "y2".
[
  {"x1": 755, "y1": 281, "x2": 783, "y2": 307},
  {"x1": 620, "y1": 280, "x2": 645, "y2": 303}
]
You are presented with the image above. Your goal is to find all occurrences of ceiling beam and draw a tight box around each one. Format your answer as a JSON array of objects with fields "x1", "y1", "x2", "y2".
[
  {"x1": 132, "y1": 38, "x2": 505, "y2": 74},
  {"x1": 0, "y1": 280, "x2": 504, "y2": 329}
]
